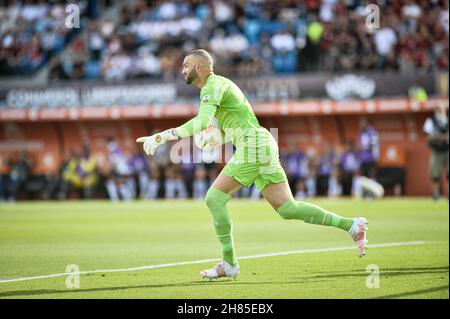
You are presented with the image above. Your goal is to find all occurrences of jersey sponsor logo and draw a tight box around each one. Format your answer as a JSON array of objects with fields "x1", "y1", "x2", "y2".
[{"x1": 202, "y1": 95, "x2": 209, "y2": 104}]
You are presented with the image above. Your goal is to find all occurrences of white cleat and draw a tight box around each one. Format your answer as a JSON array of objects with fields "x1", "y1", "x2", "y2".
[
  {"x1": 348, "y1": 217, "x2": 368, "y2": 257},
  {"x1": 200, "y1": 260, "x2": 240, "y2": 280}
]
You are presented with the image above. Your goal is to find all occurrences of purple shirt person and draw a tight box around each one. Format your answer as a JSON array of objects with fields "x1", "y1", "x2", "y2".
[
  {"x1": 284, "y1": 149, "x2": 304, "y2": 180},
  {"x1": 358, "y1": 122, "x2": 380, "y2": 164},
  {"x1": 340, "y1": 140, "x2": 359, "y2": 196},
  {"x1": 107, "y1": 138, "x2": 132, "y2": 176},
  {"x1": 298, "y1": 154, "x2": 310, "y2": 180},
  {"x1": 341, "y1": 150, "x2": 360, "y2": 173},
  {"x1": 318, "y1": 149, "x2": 335, "y2": 176},
  {"x1": 128, "y1": 152, "x2": 148, "y2": 175}
]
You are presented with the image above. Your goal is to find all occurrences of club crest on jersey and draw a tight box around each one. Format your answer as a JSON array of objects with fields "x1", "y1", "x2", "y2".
[{"x1": 202, "y1": 95, "x2": 209, "y2": 104}]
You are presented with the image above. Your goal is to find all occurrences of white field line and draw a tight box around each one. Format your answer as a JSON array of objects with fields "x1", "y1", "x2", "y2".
[{"x1": 0, "y1": 241, "x2": 428, "y2": 284}]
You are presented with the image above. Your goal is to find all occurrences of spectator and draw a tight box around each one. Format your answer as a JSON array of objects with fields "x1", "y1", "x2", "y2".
[
  {"x1": 293, "y1": 153, "x2": 311, "y2": 200},
  {"x1": 210, "y1": 28, "x2": 228, "y2": 58},
  {"x1": 402, "y1": 0, "x2": 422, "y2": 20},
  {"x1": 128, "y1": 145, "x2": 150, "y2": 199},
  {"x1": 436, "y1": 46, "x2": 449, "y2": 71},
  {"x1": 135, "y1": 47, "x2": 161, "y2": 77},
  {"x1": 282, "y1": 145, "x2": 303, "y2": 193},
  {"x1": 316, "y1": 144, "x2": 336, "y2": 196},
  {"x1": 307, "y1": 16, "x2": 324, "y2": 45},
  {"x1": 328, "y1": 163, "x2": 342, "y2": 197},
  {"x1": 145, "y1": 161, "x2": 161, "y2": 199},
  {"x1": 49, "y1": 56, "x2": 69, "y2": 81},
  {"x1": 340, "y1": 140, "x2": 360, "y2": 196},
  {"x1": 59, "y1": 145, "x2": 98, "y2": 200},
  {"x1": 358, "y1": 118, "x2": 380, "y2": 179},
  {"x1": 213, "y1": 0, "x2": 235, "y2": 26},
  {"x1": 237, "y1": 184, "x2": 260, "y2": 199},
  {"x1": 78, "y1": 144, "x2": 98, "y2": 199},
  {"x1": 3, "y1": 1, "x2": 447, "y2": 79},
  {"x1": 207, "y1": 164, "x2": 219, "y2": 188},
  {"x1": 319, "y1": 0, "x2": 337, "y2": 23},
  {"x1": 105, "y1": 137, "x2": 134, "y2": 202},
  {"x1": 0, "y1": 0, "x2": 81, "y2": 76},
  {"x1": 439, "y1": 0, "x2": 449, "y2": 35},
  {"x1": 374, "y1": 20, "x2": 397, "y2": 69},
  {"x1": 271, "y1": 29, "x2": 296, "y2": 52},
  {"x1": 60, "y1": 152, "x2": 81, "y2": 199},
  {"x1": 6, "y1": 151, "x2": 31, "y2": 202},
  {"x1": 192, "y1": 165, "x2": 208, "y2": 199},
  {"x1": 164, "y1": 164, "x2": 188, "y2": 199},
  {"x1": 409, "y1": 78, "x2": 429, "y2": 102},
  {"x1": 101, "y1": 50, "x2": 131, "y2": 81},
  {"x1": 180, "y1": 12, "x2": 202, "y2": 39},
  {"x1": 249, "y1": 185, "x2": 261, "y2": 199},
  {"x1": 305, "y1": 153, "x2": 317, "y2": 198},
  {"x1": 226, "y1": 29, "x2": 250, "y2": 57},
  {"x1": 272, "y1": 48, "x2": 297, "y2": 73},
  {"x1": 399, "y1": 49, "x2": 417, "y2": 74},
  {"x1": 303, "y1": 14, "x2": 323, "y2": 71},
  {"x1": 423, "y1": 104, "x2": 449, "y2": 200}
]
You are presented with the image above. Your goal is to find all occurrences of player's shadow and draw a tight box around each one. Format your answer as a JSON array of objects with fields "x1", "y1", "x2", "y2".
[
  {"x1": 0, "y1": 281, "x2": 202, "y2": 298},
  {"x1": 373, "y1": 285, "x2": 449, "y2": 299},
  {"x1": 0, "y1": 279, "x2": 303, "y2": 298},
  {"x1": 307, "y1": 265, "x2": 449, "y2": 279},
  {"x1": 0, "y1": 266, "x2": 447, "y2": 298},
  {"x1": 300, "y1": 265, "x2": 449, "y2": 298}
]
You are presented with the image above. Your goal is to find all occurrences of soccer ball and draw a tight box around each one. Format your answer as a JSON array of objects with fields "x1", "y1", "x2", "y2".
[{"x1": 194, "y1": 120, "x2": 223, "y2": 152}]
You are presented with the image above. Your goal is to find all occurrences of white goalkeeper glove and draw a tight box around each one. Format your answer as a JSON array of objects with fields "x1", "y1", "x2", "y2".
[{"x1": 136, "y1": 128, "x2": 178, "y2": 156}]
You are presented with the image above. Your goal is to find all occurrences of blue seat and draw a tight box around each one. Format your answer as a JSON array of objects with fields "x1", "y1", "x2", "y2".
[
  {"x1": 273, "y1": 51, "x2": 297, "y2": 73},
  {"x1": 85, "y1": 60, "x2": 100, "y2": 79}
]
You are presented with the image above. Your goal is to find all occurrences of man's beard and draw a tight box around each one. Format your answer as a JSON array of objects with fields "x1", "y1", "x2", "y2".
[{"x1": 185, "y1": 68, "x2": 198, "y2": 84}]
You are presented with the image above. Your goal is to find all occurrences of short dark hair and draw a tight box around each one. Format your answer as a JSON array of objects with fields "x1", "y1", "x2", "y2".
[{"x1": 187, "y1": 49, "x2": 213, "y2": 70}]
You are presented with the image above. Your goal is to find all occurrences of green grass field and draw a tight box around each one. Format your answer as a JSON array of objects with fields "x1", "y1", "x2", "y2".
[{"x1": 0, "y1": 198, "x2": 448, "y2": 299}]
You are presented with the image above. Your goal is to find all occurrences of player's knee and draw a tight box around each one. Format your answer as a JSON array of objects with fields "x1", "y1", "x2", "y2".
[
  {"x1": 204, "y1": 193, "x2": 215, "y2": 211},
  {"x1": 276, "y1": 199, "x2": 297, "y2": 220},
  {"x1": 205, "y1": 187, "x2": 230, "y2": 210}
]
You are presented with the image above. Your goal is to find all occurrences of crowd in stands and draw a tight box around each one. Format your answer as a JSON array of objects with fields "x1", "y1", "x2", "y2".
[
  {"x1": 0, "y1": 0, "x2": 85, "y2": 76},
  {"x1": 1, "y1": 0, "x2": 449, "y2": 79},
  {"x1": 0, "y1": 122, "x2": 385, "y2": 202}
]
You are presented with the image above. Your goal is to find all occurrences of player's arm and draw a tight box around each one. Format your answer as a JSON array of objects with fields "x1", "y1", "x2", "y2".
[
  {"x1": 176, "y1": 83, "x2": 223, "y2": 138},
  {"x1": 174, "y1": 103, "x2": 217, "y2": 138},
  {"x1": 423, "y1": 118, "x2": 449, "y2": 141},
  {"x1": 136, "y1": 92, "x2": 220, "y2": 156}
]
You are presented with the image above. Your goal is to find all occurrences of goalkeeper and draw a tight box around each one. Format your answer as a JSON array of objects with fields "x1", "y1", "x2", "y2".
[{"x1": 136, "y1": 49, "x2": 368, "y2": 280}]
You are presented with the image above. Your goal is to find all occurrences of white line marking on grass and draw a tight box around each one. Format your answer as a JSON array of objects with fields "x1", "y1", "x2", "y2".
[{"x1": 0, "y1": 241, "x2": 427, "y2": 284}]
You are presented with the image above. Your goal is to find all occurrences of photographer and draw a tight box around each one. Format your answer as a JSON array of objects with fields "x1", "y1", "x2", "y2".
[{"x1": 423, "y1": 104, "x2": 449, "y2": 200}]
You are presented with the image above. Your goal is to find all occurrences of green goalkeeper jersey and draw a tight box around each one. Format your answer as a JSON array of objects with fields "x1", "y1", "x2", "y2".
[{"x1": 176, "y1": 74, "x2": 262, "y2": 147}]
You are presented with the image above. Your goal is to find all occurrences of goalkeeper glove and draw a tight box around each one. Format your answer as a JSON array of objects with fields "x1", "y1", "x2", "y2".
[{"x1": 136, "y1": 128, "x2": 178, "y2": 156}]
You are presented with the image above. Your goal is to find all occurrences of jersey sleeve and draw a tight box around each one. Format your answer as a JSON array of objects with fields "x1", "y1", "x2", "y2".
[{"x1": 176, "y1": 79, "x2": 225, "y2": 138}]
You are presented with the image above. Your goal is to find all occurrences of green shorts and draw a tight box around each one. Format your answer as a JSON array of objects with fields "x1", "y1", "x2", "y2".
[{"x1": 222, "y1": 128, "x2": 288, "y2": 191}]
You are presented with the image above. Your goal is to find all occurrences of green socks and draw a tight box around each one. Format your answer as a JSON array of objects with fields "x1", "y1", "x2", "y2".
[
  {"x1": 205, "y1": 189, "x2": 352, "y2": 265},
  {"x1": 205, "y1": 187, "x2": 237, "y2": 265},
  {"x1": 276, "y1": 199, "x2": 354, "y2": 231}
]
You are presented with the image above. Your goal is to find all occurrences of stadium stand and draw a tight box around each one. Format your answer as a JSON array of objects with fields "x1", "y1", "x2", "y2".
[
  {"x1": 1, "y1": 0, "x2": 448, "y2": 79},
  {"x1": 0, "y1": 0, "x2": 448, "y2": 201}
]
